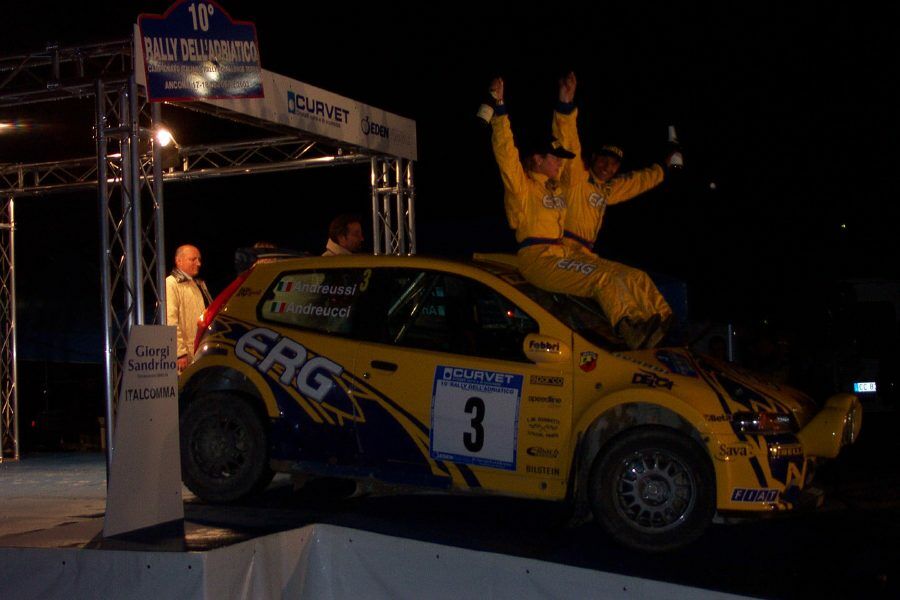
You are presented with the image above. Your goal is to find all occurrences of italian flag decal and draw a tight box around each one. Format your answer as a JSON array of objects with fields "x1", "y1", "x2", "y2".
[
  {"x1": 276, "y1": 281, "x2": 294, "y2": 292},
  {"x1": 270, "y1": 301, "x2": 287, "y2": 313}
]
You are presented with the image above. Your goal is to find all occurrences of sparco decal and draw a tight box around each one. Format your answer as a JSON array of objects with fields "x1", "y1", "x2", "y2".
[
  {"x1": 235, "y1": 327, "x2": 343, "y2": 402},
  {"x1": 530, "y1": 375, "x2": 564, "y2": 387}
]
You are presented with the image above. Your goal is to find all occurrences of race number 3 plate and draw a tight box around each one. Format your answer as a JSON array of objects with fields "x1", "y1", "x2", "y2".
[{"x1": 430, "y1": 365, "x2": 522, "y2": 470}]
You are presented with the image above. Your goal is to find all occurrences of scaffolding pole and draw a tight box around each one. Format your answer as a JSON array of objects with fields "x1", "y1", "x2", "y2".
[
  {"x1": 371, "y1": 156, "x2": 416, "y2": 255},
  {"x1": 95, "y1": 72, "x2": 167, "y2": 464},
  {"x1": 0, "y1": 196, "x2": 19, "y2": 461}
]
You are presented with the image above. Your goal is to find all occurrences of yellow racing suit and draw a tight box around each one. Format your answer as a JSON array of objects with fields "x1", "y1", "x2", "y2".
[
  {"x1": 491, "y1": 109, "x2": 663, "y2": 348},
  {"x1": 553, "y1": 106, "x2": 664, "y2": 251},
  {"x1": 550, "y1": 105, "x2": 672, "y2": 346}
]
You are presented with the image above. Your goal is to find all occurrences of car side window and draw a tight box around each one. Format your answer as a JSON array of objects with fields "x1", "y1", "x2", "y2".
[
  {"x1": 258, "y1": 268, "x2": 368, "y2": 335},
  {"x1": 363, "y1": 269, "x2": 538, "y2": 361}
]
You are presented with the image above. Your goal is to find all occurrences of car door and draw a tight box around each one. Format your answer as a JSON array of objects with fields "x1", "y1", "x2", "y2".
[
  {"x1": 349, "y1": 267, "x2": 575, "y2": 500},
  {"x1": 251, "y1": 266, "x2": 365, "y2": 468}
]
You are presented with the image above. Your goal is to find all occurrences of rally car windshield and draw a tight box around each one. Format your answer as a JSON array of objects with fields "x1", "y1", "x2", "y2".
[{"x1": 473, "y1": 260, "x2": 624, "y2": 350}]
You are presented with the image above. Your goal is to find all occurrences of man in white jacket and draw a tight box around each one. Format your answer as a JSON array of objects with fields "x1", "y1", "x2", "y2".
[{"x1": 166, "y1": 244, "x2": 213, "y2": 371}]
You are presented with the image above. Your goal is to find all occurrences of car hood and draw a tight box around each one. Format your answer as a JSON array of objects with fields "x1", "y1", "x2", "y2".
[{"x1": 614, "y1": 347, "x2": 819, "y2": 428}]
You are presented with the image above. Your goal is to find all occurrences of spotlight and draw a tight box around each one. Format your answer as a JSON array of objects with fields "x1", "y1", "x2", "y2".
[{"x1": 155, "y1": 126, "x2": 176, "y2": 148}]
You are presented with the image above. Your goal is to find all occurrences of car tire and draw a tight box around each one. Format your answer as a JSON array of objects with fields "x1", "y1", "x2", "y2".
[
  {"x1": 588, "y1": 427, "x2": 715, "y2": 552},
  {"x1": 180, "y1": 393, "x2": 274, "y2": 503}
]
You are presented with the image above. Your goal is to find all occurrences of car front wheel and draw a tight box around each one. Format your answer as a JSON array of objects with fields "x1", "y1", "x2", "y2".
[
  {"x1": 589, "y1": 427, "x2": 715, "y2": 552},
  {"x1": 180, "y1": 393, "x2": 273, "y2": 503}
]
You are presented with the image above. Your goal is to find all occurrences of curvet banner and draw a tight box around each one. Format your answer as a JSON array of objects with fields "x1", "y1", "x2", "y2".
[
  {"x1": 205, "y1": 70, "x2": 418, "y2": 160},
  {"x1": 134, "y1": 28, "x2": 417, "y2": 160}
]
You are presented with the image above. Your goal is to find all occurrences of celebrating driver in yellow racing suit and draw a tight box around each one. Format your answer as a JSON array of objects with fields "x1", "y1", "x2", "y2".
[
  {"x1": 551, "y1": 72, "x2": 672, "y2": 347},
  {"x1": 489, "y1": 76, "x2": 666, "y2": 349}
]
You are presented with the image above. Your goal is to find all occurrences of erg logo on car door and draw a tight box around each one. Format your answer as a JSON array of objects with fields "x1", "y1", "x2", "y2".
[{"x1": 430, "y1": 365, "x2": 523, "y2": 470}]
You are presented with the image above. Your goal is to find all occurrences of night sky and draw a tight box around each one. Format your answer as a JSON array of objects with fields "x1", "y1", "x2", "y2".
[{"x1": 2, "y1": 2, "x2": 898, "y2": 360}]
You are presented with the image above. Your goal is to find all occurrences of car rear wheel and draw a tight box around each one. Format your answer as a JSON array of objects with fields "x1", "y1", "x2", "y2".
[
  {"x1": 589, "y1": 427, "x2": 715, "y2": 552},
  {"x1": 180, "y1": 393, "x2": 273, "y2": 503}
]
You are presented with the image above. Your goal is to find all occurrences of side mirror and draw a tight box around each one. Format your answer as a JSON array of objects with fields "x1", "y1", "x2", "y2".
[{"x1": 523, "y1": 334, "x2": 570, "y2": 364}]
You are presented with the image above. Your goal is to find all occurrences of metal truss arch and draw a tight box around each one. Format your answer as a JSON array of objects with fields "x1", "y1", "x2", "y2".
[{"x1": 0, "y1": 37, "x2": 417, "y2": 460}]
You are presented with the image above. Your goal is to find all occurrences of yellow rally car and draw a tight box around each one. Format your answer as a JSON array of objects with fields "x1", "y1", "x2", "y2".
[{"x1": 179, "y1": 253, "x2": 862, "y2": 551}]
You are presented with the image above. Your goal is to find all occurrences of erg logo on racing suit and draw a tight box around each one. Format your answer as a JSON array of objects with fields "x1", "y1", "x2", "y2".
[
  {"x1": 587, "y1": 191, "x2": 607, "y2": 208},
  {"x1": 556, "y1": 258, "x2": 597, "y2": 275},
  {"x1": 541, "y1": 194, "x2": 565, "y2": 209}
]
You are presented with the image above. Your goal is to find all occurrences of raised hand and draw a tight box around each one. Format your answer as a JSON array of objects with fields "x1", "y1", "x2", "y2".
[
  {"x1": 490, "y1": 77, "x2": 504, "y2": 105},
  {"x1": 559, "y1": 71, "x2": 576, "y2": 104}
]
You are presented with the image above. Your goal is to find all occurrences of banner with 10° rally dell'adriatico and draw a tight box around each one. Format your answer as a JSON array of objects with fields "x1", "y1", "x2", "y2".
[
  {"x1": 135, "y1": 1, "x2": 418, "y2": 159},
  {"x1": 139, "y1": 0, "x2": 263, "y2": 101}
]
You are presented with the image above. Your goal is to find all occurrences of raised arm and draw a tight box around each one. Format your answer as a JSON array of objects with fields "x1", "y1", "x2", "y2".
[
  {"x1": 489, "y1": 77, "x2": 529, "y2": 200},
  {"x1": 607, "y1": 164, "x2": 665, "y2": 205},
  {"x1": 552, "y1": 72, "x2": 587, "y2": 185}
]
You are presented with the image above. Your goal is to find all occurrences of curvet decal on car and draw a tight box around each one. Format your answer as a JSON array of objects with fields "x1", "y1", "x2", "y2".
[{"x1": 430, "y1": 365, "x2": 522, "y2": 471}]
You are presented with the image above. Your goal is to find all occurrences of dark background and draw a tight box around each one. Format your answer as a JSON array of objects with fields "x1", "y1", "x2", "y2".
[
  {"x1": 2, "y1": 9, "x2": 899, "y2": 598},
  {"x1": 2, "y1": 2, "x2": 898, "y2": 444}
]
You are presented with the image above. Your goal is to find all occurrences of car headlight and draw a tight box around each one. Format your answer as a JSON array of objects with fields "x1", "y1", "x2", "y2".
[{"x1": 732, "y1": 411, "x2": 795, "y2": 434}]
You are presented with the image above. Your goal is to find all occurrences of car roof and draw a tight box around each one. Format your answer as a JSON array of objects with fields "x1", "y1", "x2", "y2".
[{"x1": 249, "y1": 253, "x2": 522, "y2": 279}]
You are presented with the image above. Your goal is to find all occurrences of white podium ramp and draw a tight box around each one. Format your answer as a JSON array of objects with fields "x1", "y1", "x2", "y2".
[{"x1": 0, "y1": 523, "x2": 751, "y2": 600}]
